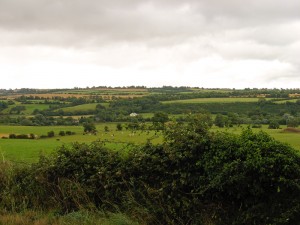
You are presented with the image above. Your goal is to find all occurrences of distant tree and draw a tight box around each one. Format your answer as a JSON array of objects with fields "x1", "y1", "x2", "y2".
[
  {"x1": 47, "y1": 131, "x2": 55, "y2": 137},
  {"x1": 20, "y1": 118, "x2": 33, "y2": 126},
  {"x1": 257, "y1": 97, "x2": 267, "y2": 106},
  {"x1": 287, "y1": 117, "x2": 298, "y2": 128},
  {"x1": 104, "y1": 126, "x2": 109, "y2": 132},
  {"x1": 152, "y1": 112, "x2": 169, "y2": 130},
  {"x1": 59, "y1": 131, "x2": 66, "y2": 136},
  {"x1": 268, "y1": 120, "x2": 280, "y2": 129},
  {"x1": 0, "y1": 101, "x2": 8, "y2": 111},
  {"x1": 83, "y1": 122, "x2": 97, "y2": 133},
  {"x1": 214, "y1": 114, "x2": 225, "y2": 127},
  {"x1": 227, "y1": 112, "x2": 241, "y2": 126},
  {"x1": 10, "y1": 105, "x2": 26, "y2": 114},
  {"x1": 116, "y1": 123, "x2": 123, "y2": 131}
]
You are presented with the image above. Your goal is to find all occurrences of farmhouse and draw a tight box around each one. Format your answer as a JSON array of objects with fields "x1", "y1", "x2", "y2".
[{"x1": 130, "y1": 112, "x2": 138, "y2": 117}]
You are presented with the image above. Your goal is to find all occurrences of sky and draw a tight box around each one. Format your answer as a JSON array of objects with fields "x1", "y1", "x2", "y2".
[{"x1": 1, "y1": 0, "x2": 300, "y2": 89}]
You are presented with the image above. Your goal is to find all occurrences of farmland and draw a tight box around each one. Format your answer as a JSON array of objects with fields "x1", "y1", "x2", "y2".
[
  {"x1": 0, "y1": 123, "x2": 299, "y2": 163},
  {"x1": 1, "y1": 87, "x2": 300, "y2": 224},
  {"x1": 161, "y1": 97, "x2": 269, "y2": 104},
  {"x1": 0, "y1": 123, "x2": 162, "y2": 162}
]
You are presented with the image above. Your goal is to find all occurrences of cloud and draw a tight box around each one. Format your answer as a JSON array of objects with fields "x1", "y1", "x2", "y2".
[{"x1": 0, "y1": 0, "x2": 300, "y2": 88}]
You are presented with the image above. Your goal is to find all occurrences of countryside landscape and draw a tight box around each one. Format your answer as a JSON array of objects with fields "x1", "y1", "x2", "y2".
[
  {"x1": 0, "y1": 86, "x2": 300, "y2": 224},
  {"x1": 1, "y1": 0, "x2": 300, "y2": 224}
]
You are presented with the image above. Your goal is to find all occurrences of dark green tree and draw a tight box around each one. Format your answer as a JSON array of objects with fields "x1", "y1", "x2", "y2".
[
  {"x1": 47, "y1": 131, "x2": 55, "y2": 137},
  {"x1": 268, "y1": 120, "x2": 280, "y2": 129},
  {"x1": 116, "y1": 123, "x2": 123, "y2": 131},
  {"x1": 214, "y1": 113, "x2": 225, "y2": 127},
  {"x1": 152, "y1": 112, "x2": 169, "y2": 130},
  {"x1": 83, "y1": 122, "x2": 97, "y2": 133}
]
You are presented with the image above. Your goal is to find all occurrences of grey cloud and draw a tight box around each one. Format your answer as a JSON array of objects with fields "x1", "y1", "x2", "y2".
[
  {"x1": 1, "y1": 0, "x2": 300, "y2": 88},
  {"x1": 1, "y1": 0, "x2": 298, "y2": 46}
]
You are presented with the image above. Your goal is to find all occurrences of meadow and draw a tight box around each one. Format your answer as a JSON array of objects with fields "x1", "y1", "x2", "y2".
[
  {"x1": 57, "y1": 103, "x2": 108, "y2": 113},
  {"x1": 0, "y1": 123, "x2": 162, "y2": 163},
  {"x1": 2, "y1": 103, "x2": 50, "y2": 115},
  {"x1": 0, "y1": 123, "x2": 299, "y2": 163},
  {"x1": 161, "y1": 97, "x2": 270, "y2": 104}
]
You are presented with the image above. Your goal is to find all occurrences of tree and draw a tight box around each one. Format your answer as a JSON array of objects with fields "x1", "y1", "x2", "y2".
[
  {"x1": 47, "y1": 131, "x2": 55, "y2": 137},
  {"x1": 9, "y1": 105, "x2": 26, "y2": 114},
  {"x1": 83, "y1": 122, "x2": 97, "y2": 133},
  {"x1": 287, "y1": 117, "x2": 298, "y2": 128},
  {"x1": 268, "y1": 120, "x2": 280, "y2": 129},
  {"x1": 214, "y1": 113, "x2": 225, "y2": 127},
  {"x1": 59, "y1": 131, "x2": 66, "y2": 136},
  {"x1": 116, "y1": 123, "x2": 123, "y2": 131},
  {"x1": 152, "y1": 112, "x2": 169, "y2": 130}
]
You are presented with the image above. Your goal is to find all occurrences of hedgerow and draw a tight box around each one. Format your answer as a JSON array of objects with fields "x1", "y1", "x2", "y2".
[{"x1": 0, "y1": 114, "x2": 299, "y2": 225}]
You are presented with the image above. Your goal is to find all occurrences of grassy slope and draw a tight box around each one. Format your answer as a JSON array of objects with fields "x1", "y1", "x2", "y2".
[{"x1": 2, "y1": 103, "x2": 50, "y2": 115}]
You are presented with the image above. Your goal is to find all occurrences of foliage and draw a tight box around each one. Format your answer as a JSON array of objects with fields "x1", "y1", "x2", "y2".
[
  {"x1": 151, "y1": 112, "x2": 169, "y2": 130},
  {"x1": 0, "y1": 114, "x2": 299, "y2": 224},
  {"x1": 214, "y1": 113, "x2": 225, "y2": 127},
  {"x1": 268, "y1": 120, "x2": 280, "y2": 129},
  {"x1": 83, "y1": 122, "x2": 97, "y2": 133},
  {"x1": 47, "y1": 131, "x2": 55, "y2": 137},
  {"x1": 116, "y1": 123, "x2": 123, "y2": 131}
]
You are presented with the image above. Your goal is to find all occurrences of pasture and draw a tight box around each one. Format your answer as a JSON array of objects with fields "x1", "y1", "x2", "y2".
[
  {"x1": 2, "y1": 103, "x2": 50, "y2": 115},
  {"x1": 0, "y1": 123, "x2": 299, "y2": 163},
  {"x1": 0, "y1": 124, "x2": 162, "y2": 163},
  {"x1": 273, "y1": 99, "x2": 299, "y2": 104},
  {"x1": 161, "y1": 97, "x2": 270, "y2": 104},
  {"x1": 57, "y1": 103, "x2": 106, "y2": 113}
]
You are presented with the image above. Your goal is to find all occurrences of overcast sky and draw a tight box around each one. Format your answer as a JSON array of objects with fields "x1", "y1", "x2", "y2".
[{"x1": 1, "y1": 0, "x2": 300, "y2": 89}]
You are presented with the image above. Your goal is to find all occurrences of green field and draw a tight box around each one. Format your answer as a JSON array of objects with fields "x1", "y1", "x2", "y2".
[
  {"x1": 0, "y1": 124, "x2": 162, "y2": 163},
  {"x1": 59, "y1": 103, "x2": 100, "y2": 113},
  {"x1": 55, "y1": 103, "x2": 109, "y2": 113},
  {"x1": 211, "y1": 125, "x2": 300, "y2": 150},
  {"x1": 2, "y1": 103, "x2": 50, "y2": 115},
  {"x1": 161, "y1": 98, "x2": 269, "y2": 104},
  {"x1": 0, "y1": 123, "x2": 299, "y2": 163},
  {"x1": 273, "y1": 99, "x2": 299, "y2": 104}
]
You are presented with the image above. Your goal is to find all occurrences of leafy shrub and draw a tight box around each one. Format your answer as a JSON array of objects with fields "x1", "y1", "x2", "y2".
[
  {"x1": 1, "y1": 114, "x2": 299, "y2": 225},
  {"x1": 47, "y1": 131, "x2": 55, "y2": 137},
  {"x1": 16, "y1": 134, "x2": 29, "y2": 139},
  {"x1": 59, "y1": 131, "x2": 65, "y2": 136},
  {"x1": 268, "y1": 120, "x2": 280, "y2": 129},
  {"x1": 65, "y1": 131, "x2": 75, "y2": 135},
  {"x1": 8, "y1": 134, "x2": 16, "y2": 139},
  {"x1": 8, "y1": 133, "x2": 32, "y2": 139}
]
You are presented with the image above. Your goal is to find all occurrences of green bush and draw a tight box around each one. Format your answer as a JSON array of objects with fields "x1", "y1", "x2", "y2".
[
  {"x1": 8, "y1": 134, "x2": 16, "y2": 139},
  {"x1": 0, "y1": 114, "x2": 299, "y2": 225},
  {"x1": 47, "y1": 131, "x2": 55, "y2": 137},
  {"x1": 59, "y1": 131, "x2": 65, "y2": 136}
]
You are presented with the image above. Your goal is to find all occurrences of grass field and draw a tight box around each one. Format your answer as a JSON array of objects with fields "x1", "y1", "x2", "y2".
[
  {"x1": 0, "y1": 124, "x2": 162, "y2": 163},
  {"x1": 2, "y1": 103, "x2": 50, "y2": 115},
  {"x1": 58, "y1": 103, "x2": 102, "y2": 113},
  {"x1": 0, "y1": 123, "x2": 299, "y2": 163},
  {"x1": 211, "y1": 125, "x2": 300, "y2": 150},
  {"x1": 273, "y1": 99, "x2": 299, "y2": 104},
  {"x1": 161, "y1": 98, "x2": 270, "y2": 104}
]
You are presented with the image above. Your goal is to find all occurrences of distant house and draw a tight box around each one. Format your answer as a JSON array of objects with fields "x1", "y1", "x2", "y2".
[{"x1": 130, "y1": 113, "x2": 138, "y2": 117}]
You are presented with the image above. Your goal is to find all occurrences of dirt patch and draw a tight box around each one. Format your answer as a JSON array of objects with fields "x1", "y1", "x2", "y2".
[
  {"x1": 0, "y1": 133, "x2": 9, "y2": 138},
  {"x1": 281, "y1": 127, "x2": 300, "y2": 133}
]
